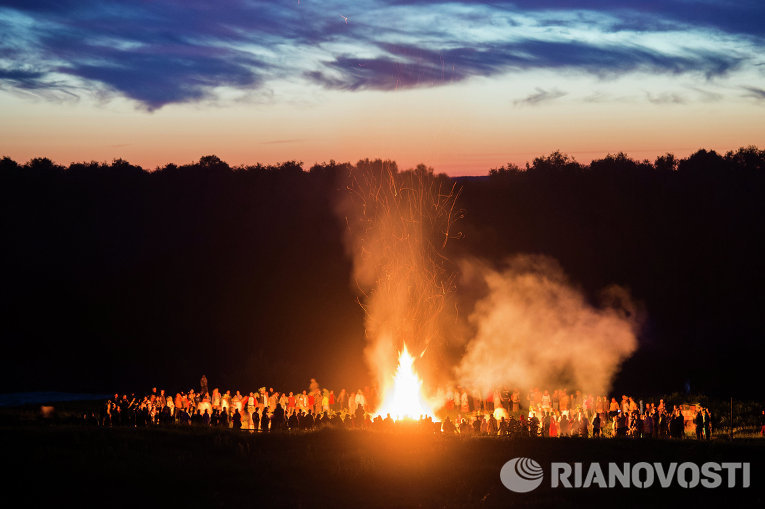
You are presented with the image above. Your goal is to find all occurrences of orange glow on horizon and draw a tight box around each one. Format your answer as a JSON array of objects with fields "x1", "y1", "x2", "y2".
[{"x1": 2, "y1": 76, "x2": 763, "y2": 177}]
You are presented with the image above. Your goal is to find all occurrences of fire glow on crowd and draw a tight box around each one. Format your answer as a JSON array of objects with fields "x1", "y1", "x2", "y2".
[
  {"x1": 99, "y1": 163, "x2": 649, "y2": 435},
  {"x1": 101, "y1": 379, "x2": 712, "y2": 440},
  {"x1": 337, "y1": 161, "x2": 637, "y2": 420}
]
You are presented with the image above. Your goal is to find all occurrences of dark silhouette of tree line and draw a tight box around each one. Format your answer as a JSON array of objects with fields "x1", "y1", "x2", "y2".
[{"x1": 1, "y1": 147, "x2": 763, "y2": 398}]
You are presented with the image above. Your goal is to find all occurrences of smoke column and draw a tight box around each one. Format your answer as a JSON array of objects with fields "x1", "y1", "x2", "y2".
[
  {"x1": 456, "y1": 255, "x2": 639, "y2": 396},
  {"x1": 338, "y1": 161, "x2": 639, "y2": 400},
  {"x1": 338, "y1": 159, "x2": 462, "y2": 397}
]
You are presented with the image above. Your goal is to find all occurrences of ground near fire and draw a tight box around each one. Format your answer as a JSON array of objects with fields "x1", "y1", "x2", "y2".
[{"x1": 3, "y1": 415, "x2": 763, "y2": 508}]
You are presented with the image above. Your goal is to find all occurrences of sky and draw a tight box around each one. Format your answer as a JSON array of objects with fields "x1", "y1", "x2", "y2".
[{"x1": 1, "y1": 0, "x2": 763, "y2": 176}]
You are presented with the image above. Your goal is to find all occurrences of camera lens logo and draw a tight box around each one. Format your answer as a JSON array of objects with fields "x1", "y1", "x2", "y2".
[{"x1": 500, "y1": 457, "x2": 544, "y2": 493}]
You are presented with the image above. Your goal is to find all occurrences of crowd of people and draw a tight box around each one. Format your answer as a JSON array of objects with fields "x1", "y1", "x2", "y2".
[
  {"x1": 442, "y1": 388, "x2": 712, "y2": 439},
  {"x1": 98, "y1": 376, "x2": 713, "y2": 439}
]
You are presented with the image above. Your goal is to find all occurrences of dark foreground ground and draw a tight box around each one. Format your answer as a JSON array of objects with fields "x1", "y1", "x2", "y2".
[{"x1": 3, "y1": 422, "x2": 764, "y2": 509}]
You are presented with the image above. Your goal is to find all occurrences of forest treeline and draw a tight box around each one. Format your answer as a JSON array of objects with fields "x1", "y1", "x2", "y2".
[{"x1": 1, "y1": 147, "x2": 764, "y2": 397}]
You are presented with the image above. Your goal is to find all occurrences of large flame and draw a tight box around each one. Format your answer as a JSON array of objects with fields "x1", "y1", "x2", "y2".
[{"x1": 374, "y1": 344, "x2": 434, "y2": 421}]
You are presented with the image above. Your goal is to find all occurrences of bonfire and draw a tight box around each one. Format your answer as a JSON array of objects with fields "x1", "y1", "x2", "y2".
[{"x1": 375, "y1": 344, "x2": 435, "y2": 421}]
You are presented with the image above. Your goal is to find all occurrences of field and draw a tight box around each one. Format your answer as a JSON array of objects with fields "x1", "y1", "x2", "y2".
[{"x1": 3, "y1": 419, "x2": 763, "y2": 508}]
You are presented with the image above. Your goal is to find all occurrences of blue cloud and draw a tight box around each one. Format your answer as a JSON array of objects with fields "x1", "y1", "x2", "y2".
[
  {"x1": 308, "y1": 39, "x2": 742, "y2": 91},
  {"x1": 0, "y1": 0, "x2": 762, "y2": 108},
  {"x1": 387, "y1": 0, "x2": 765, "y2": 38},
  {"x1": 63, "y1": 49, "x2": 263, "y2": 110},
  {"x1": 0, "y1": 68, "x2": 49, "y2": 89}
]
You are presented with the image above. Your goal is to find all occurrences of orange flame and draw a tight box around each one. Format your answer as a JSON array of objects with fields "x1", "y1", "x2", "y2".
[{"x1": 374, "y1": 344, "x2": 434, "y2": 421}]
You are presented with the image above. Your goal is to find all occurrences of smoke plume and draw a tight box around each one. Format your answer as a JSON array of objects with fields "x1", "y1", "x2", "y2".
[
  {"x1": 456, "y1": 256, "x2": 639, "y2": 396},
  {"x1": 338, "y1": 160, "x2": 462, "y2": 396},
  {"x1": 338, "y1": 161, "x2": 639, "y2": 402}
]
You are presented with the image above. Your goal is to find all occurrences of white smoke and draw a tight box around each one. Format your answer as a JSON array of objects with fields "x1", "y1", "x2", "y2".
[
  {"x1": 337, "y1": 160, "x2": 462, "y2": 397},
  {"x1": 337, "y1": 161, "x2": 639, "y2": 400},
  {"x1": 456, "y1": 255, "x2": 639, "y2": 396}
]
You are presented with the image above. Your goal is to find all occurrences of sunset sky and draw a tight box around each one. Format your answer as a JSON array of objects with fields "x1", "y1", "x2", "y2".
[{"x1": 1, "y1": 0, "x2": 763, "y2": 176}]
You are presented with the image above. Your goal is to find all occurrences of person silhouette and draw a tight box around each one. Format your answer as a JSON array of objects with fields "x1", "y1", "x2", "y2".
[
  {"x1": 200, "y1": 374, "x2": 208, "y2": 397},
  {"x1": 271, "y1": 403, "x2": 285, "y2": 431}
]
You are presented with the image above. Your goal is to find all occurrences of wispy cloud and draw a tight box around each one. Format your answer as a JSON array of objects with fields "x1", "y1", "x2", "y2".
[
  {"x1": 0, "y1": 1, "x2": 763, "y2": 108},
  {"x1": 645, "y1": 91, "x2": 687, "y2": 104},
  {"x1": 0, "y1": 68, "x2": 49, "y2": 89},
  {"x1": 514, "y1": 87, "x2": 567, "y2": 106},
  {"x1": 0, "y1": 67, "x2": 80, "y2": 101},
  {"x1": 742, "y1": 86, "x2": 765, "y2": 100},
  {"x1": 61, "y1": 47, "x2": 266, "y2": 111},
  {"x1": 690, "y1": 87, "x2": 723, "y2": 102},
  {"x1": 307, "y1": 40, "x2": 743, "y2": 92}
]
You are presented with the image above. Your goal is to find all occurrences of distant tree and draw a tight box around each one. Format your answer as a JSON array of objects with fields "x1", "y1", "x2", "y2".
[
  {"x1": 488, "y1": 162, "x2": 522, "y2": 178},
  {"x1": 654, "y1": 153, "x2": 678, "y2": 173},
  {"x1": 67, "y1": 160, "x2": 104, "y2": 178},
  {"x1": 272, "y1": 160, "x2": 304, "y2": 175},
  {"x1": 24, "y1": 157, "x2": 64, "y2": 176},
  {"x1": 156, "y1": 162, "x2": 178, "y2": 174},
  {"x1": 355, "y1": 158, "x2": 398, "y2": 176},
  {"x1": 677, "y1": 149, "x2": 727, "y2": 176},
  {"x1": 197, "y1": 155, "x2": 230, "y2": 172},
  {"x1": 526, "y1": 150, "x2": 581, "y2": 174},
  {"x1": 411, "y1": 163, "x2": 435, "y2": 177},
  {"x1": 309, "y1": 159, "x2": 353, "y2": 184},
  {"x1": 109, "y1": 158, "x2": 145, "y2": 176},
  {"x1": 590, "y1": 152, "x2": 637, "y2": 172},
  {"x1": 725, "y1": 146, "x2": 765, "y2": 173},
  {"x1": 0, "y1": 156, "x2": 20, "y2": 173},
  {"x1": 237, "y1": 163, "x2": 268, "y2": 173}
]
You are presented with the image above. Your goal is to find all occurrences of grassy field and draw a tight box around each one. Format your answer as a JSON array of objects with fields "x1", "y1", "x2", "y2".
[{"x1": 3, "y1": 422, "x2": 763, "y2": 508}]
